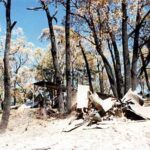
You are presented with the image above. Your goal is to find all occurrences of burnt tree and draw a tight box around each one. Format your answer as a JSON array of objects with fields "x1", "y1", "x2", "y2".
[
  {"x1": 79, "y1": 41, "x2": 94, "y2": 93},
  {"x1": 40, "y1": 1, "x2": 65, "y2": 113},
  {"x1": 122, "y1": 0, "x2": 131, "y2": 93},
  {"x1": 65, "y1": 0, "x2": 72, "y2": 112},
  {"x1": 0, "y1": 0, "x2": 17, "y2": 130}
]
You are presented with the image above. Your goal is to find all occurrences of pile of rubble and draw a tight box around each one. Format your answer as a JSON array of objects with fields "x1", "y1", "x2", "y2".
[{"x1": 63, "y1": 85, "x2": 150, "y2": 132}]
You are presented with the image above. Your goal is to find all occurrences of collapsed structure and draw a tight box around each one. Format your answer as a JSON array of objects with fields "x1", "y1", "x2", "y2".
[
  {"x1": 63, "y1": 85, "x2": 150, "y2": 132},
  {"x1": 14, "y1": 82, "x2": 150, "y2": 131},
  {"x1": 76, "y1": 85, "x2": 149, "y2": 117}
]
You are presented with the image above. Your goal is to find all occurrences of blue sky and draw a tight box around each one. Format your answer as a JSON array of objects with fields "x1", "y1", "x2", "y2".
[{"x1": 0, "y1": 0, "x2": 65, "y2": 47}]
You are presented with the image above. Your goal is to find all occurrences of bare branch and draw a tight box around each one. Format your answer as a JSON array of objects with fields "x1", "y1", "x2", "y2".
[
  {"x1": 140, "y1": 10, "x2": 150, "y2": 27},
  {"x1": 139, "y1": 37, "x2": 150, "y2": 49},
  {"x1": 52, "y1": 9, "x2": 58, "y2": 18},
  {"x1": 51, "y1": 10, "x2": 58, "y2": 23},
  {"x1": 11, "y1": 21, "x2": 17, "y2": 31},
  {"x1": 27, "y1": 7, "x2": 43, "y2": 11},
  {"x1": 141, "y1": 1, "x2": 150, "y2": 8},
  {"x1": 15, "y1": 54, "x2": 28, "y2": 74},
  {"x1": 72, "y1": 30, "x2": 95, "y2": 45},
  {"x1": 16, "y1": 82, "x2": 26, "y2": 94},
  {"x1": 0, "y1": 0, "x2": 7, "y2": 7},
  {"x1": 70, "y1": 12, "x2": 89, "y2": 24},
  {"x1": 138, "y1": 50, "x2": 150, "y2": 77},
  {"x1": 129, "y1": 10, "x2": 150, "y2": 38}
]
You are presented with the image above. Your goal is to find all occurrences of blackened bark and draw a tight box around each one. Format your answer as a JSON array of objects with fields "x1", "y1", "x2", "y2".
[
  {"x1": 79, "y1": 41, "x2": 94, "y2": 93},
  {"x1": 0, "y1": 0, "x2": 16, "y2": 131},
  {"x1": 70, "y1": 4, "x2": 118, "y2": 97},
  {"x1": 71, "y1": 63, "x2": 75, "y2": 88},
  {"x1": 89, "y1": 17, "x2": 118, "y2": 97},
  {"x1": 131, "y1": 2, "x2": 141, "y2": 90},
  {"x1": 65, "y1": 0, "x2": 72, "y2": 113},
  {"x1": 96, "y1": 8, "x2": 108, "y2": 94},
  {"x1": 99, "y1": 51, "x2": 118, "y2": 97},
  {"x1": 97, "y1": 60, "x2": 104, "y2": 94},
  {"x1": 140, "y1": 50, "x2": 150, "y2": 91},
  {"x1": 40, "y1": 1, "x2": 64, "y2": 113},
  {"x1": 122, "y1": 0, "x2": 131, "y2": 93},
  {"x1": 138, "y1": 50, "x2": 150, "y2": 77},
  {"x1": 13, "y1": 81, "x2": 16, "y2": 105},
  {"x1": 107, "y1": 39, "x2": 116, "y2": 71},
  {"x1": 109, "y1": 32, "x2": 124, "y2": 98}
]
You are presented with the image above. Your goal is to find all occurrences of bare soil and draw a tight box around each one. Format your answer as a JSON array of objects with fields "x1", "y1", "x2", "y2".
[{"x1": 0, "y1": 109, "x2": 150, "y2": 150}]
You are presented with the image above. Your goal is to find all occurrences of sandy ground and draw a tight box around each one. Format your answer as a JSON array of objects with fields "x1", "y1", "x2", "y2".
[{"x1": 0, "y1": 109, "x2": 150, "y2": 150}]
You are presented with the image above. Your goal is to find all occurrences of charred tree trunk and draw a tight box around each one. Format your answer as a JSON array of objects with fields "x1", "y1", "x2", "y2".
[
  {"x1": 13, "y1": 80, "x2": 17, "y2": 105},
  {"x1": 65, "y1": 0, "x2": 72, "y2": 113},
  {"x1": 0, "y1": 0, "x2": 16, "y2": 131},
  {"x1": 97, "y1": 60, "x2": 104, "y2": 94},
  {"x1": 40, "y1": 1, "x2": 64, "y2": 113},
  {"x1": 109, "y1": 32, "x2": 124, "y2": 98},
  {"x1": 122, "y1": 0, "x2": 131, "y2": 93},
  {"x1": 131, "y1": 2, "x2": 141, "y2": 90},
  {"x1": 70, "y1": 3, "x2": 118, "y2": 97},
  {"x1": 13, "y1": 70, "x2": 19, "y2": 105},
  {"x1": 71, "y1": 62, "x2": 75, "y2": 88},
  {"x1": 107, "y1": 39, "x2": 116, "y2": 71},
  {"x1": 140, "y1": 50, "x2": 150, "y2": 91},
  {"x1": 89, "y1": 17, "x2": 118, "y2": 97},
  {"x1": 98, "y1": 6, "x2": 122, "y2": 98},
  {"x1": 79, "y1": 41, "x2": 94, "y2": 93},
  {"x1": 98, "y1": 51, "x2": 118, "y2": 97},
  {"x1": 96, "y1": 9, "x2": 108, "y2": 94},
  {"x1": 138, "y1": 50, "x2": 150, "y2": 77}
]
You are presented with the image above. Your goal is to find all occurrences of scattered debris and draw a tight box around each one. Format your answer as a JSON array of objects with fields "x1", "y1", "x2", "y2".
[
  {"x1": 76, "y1": 84, "x2": 89, "y2": 109},
  {"x1": 125, "y1": 103, "x2": 150, "y2": 120},
  {"x1": 15, "y1": 84, "x2": 150, "y2": 132},
  {"x1": 89, "y1": 92, "x2": 115, "y2": 112},
  {"x1": 63, "y1": 87, "x2": 150, "y2": 132},
  {"x1": 88, "y1": 109, "x2": 102, "y2": 123},
  {"x1": 122, "y1": 89, "x2": 150, "y2": 120},
  {"x1": 63, "y1": 119, "x2": 86, "y2": 132},
  {"x1": 83, "y1": 124, "x2": 111, "y2": 130},
  {"x1": 10, "y1": 105, "x2": 20, "y2": 109},
  {"x1": 121, "y1": 89, "x2": 144, "y2": 106}
]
